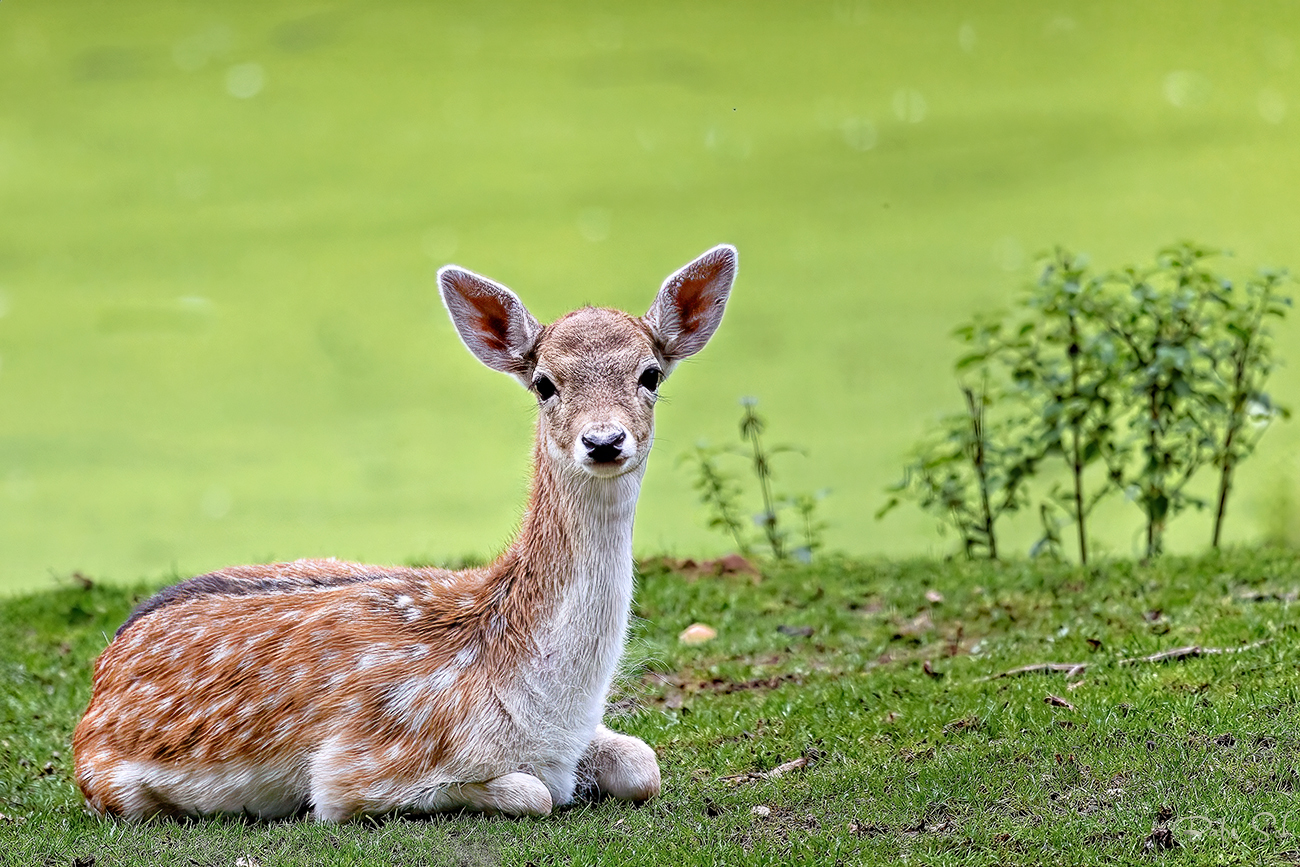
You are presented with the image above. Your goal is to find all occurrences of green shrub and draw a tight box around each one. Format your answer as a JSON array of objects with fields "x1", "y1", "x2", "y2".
[
  {"x1": 883, "y1": 242, "x2": 1290, "y2": 562},
  {"x1": 680, "y1": 397, "x2": 828, "y2": 562}
]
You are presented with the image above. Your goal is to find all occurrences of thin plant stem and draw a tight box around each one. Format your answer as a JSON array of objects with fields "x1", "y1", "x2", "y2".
[
  {"x1": 740, "y1": 400, "x2": 785, "y2": 560},
  {"x1": 1067, "y1": 310, "x2": 1088, "y2": 565},
  {"x1": 962, "y1": 385, "x2": 998, "y2": 560}
]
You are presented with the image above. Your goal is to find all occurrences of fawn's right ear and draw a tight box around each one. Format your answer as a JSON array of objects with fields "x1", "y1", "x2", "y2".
[{"x1": 439, "y1": 266, "x2": 542, "y2": 383}]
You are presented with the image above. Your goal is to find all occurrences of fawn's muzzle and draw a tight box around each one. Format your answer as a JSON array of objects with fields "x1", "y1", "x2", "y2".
[{"x1": 581, "y1": 429, "x2": 627, "y2": 464}]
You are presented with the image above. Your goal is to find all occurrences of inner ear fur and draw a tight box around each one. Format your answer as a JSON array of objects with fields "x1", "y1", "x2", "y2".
[
  {"x1": 644, "y1": 244, "x2": 737, "y2": 367},
  {"x1": 439, "y1": 266, "x2": 541, "y2": 382}
]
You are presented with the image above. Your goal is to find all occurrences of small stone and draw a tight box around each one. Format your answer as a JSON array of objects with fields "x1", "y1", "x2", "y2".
[
  {"x1": 751, "y1": 805, "x2": 771, "y2": 818},
  {"x1": 679, "y1": 623, "x2": 717, "y2": 645},
  {"x1": 925, "y1": 589, "x2": 944, "y2": 603}
]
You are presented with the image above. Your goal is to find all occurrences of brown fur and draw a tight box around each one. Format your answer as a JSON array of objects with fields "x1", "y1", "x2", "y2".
[
  {"x1": 72, "y1": 244, "x2": 737, "y2": 821},
  {"x1": 75, "y1": 430, "x2": 583, "y2": 812}
]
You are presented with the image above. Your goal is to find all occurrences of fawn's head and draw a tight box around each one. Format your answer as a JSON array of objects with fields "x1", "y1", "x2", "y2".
[{"x1": 439, "y1": 245, "x2": 737, "y2": 479}]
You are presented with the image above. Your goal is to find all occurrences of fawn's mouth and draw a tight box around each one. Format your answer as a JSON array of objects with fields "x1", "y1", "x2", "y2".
[
  {"x1": 583, "y1": 456, "x2": 628, "y2": 477},
  {"x1": 580, "y1": 450, "x2": 645, "y2": 478}
]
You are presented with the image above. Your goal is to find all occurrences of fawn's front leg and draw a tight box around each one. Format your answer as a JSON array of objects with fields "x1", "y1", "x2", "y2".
[
  {"x1": 579, "y1": 724, "x2": 661, "y2": 802},
  {"x1": 311, "y1": 769, "x2": 554, "y2": 822}
]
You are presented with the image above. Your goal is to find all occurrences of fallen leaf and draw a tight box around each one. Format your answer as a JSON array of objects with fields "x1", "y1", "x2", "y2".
[
  {"x1": 925, "y1": 589, "x2": 944, "y2": 604},
  {"x1": 751, "y1": 805, "x2": 771, "y2": 818},
  {"x1": 943, "y1": 716, "x2": 978, "y2": 734},
  {"x1": 1066, "y1": 679, "x2": 1086, "y2": 691},
  {"x1": 766, "y1": 756, "x2": 810, "y2": 778},
  {"x1": 1044, "y1": 694, "x2": 1076, "y2": 711},
  {"x1": 983, "y1": 662, "x2": 1088, "y2": 680},
  {"x1": 1142, "y1": 828, "x2": 1179, "y2": 852},
  {"x1": 715, "y1": 553, "x2": 760, "y2": 577},
  {"x1": 678, "y1": 623, "x2": 717, "y2": 645},
  {"x1": 1234, "y1": 587, "x2": 1299, "y2": 603},
  {"x1": 1119, "y1": 640, "x2": 1270, "y2": 665},
  {"x1": 894, "y1": 610, "x2": 933, "y2": 639},
  {"x1": 656, "y1": 554, "x2": 761, "y2": 582},
  {"x1": 853, "y1": 596, "x2": 886, "y2": 614},
  {"x1": 719, "y1": 755, "x2": 812, "y2": 785}
]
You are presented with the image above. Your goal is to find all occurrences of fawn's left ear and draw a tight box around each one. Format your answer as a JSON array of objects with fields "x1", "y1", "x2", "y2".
[{"x1": 644, "y1": 244, "x2": 737, "y2": 371}]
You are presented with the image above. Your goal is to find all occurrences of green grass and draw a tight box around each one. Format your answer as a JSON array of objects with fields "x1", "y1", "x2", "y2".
[
  {"x1": 5, "y1": 548, "x2": 1300, "y2": 865},
  {"x1": 4, "y1": 1, "x2": 1300, "y2": 592}
]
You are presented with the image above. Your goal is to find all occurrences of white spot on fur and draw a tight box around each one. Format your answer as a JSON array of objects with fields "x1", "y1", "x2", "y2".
[
  {"x1": 394, "y1": 594, "x2": 413, "y2": 609},
  {"x1": 454, "y1": 645, "x2": 478, "y2": 668},
  {"x1": 357, "y1": 650, "x2": 396, "y2": 669},
  {"x1": 425, "y1": 667, "x2": 457, "y2": 693}
]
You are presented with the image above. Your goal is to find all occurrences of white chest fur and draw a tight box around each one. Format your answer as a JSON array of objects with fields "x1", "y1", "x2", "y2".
[{"x1": 507, "y1": 470, "x2": 641, "y2": 786}]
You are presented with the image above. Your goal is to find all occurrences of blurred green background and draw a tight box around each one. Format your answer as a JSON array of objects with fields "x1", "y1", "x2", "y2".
[{"x1": 2, "y1": 1, "x2": 1300, "y2": 592}]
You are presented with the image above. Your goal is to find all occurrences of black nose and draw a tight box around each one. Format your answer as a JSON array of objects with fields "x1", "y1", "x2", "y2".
[{"x1": 582, "y1": 430, "x2": 626, "y2": 463}]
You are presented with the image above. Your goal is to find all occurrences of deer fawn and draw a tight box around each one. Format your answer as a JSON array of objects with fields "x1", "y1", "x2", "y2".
[{"x1": 72, "y1": 244, "x2": 738, "y2": 821}]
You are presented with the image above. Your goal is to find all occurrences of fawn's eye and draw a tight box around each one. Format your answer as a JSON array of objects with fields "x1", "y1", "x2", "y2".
[
  {"x1": 533, "y1": 375, "x2": 556, "y2": 400},
  {"x1": 638, "y1": 367, "x2": 662, "y2": 393}
]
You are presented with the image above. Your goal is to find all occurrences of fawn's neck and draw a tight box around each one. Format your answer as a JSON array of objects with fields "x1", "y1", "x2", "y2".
[{"x1": 504, "y1": 437, "x2": 645, "y2": 718}]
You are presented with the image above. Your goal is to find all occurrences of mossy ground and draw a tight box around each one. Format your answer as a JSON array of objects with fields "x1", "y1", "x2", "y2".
[{"x1": 4, "y1": 549, "x2": 1299, "y2": 865}]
